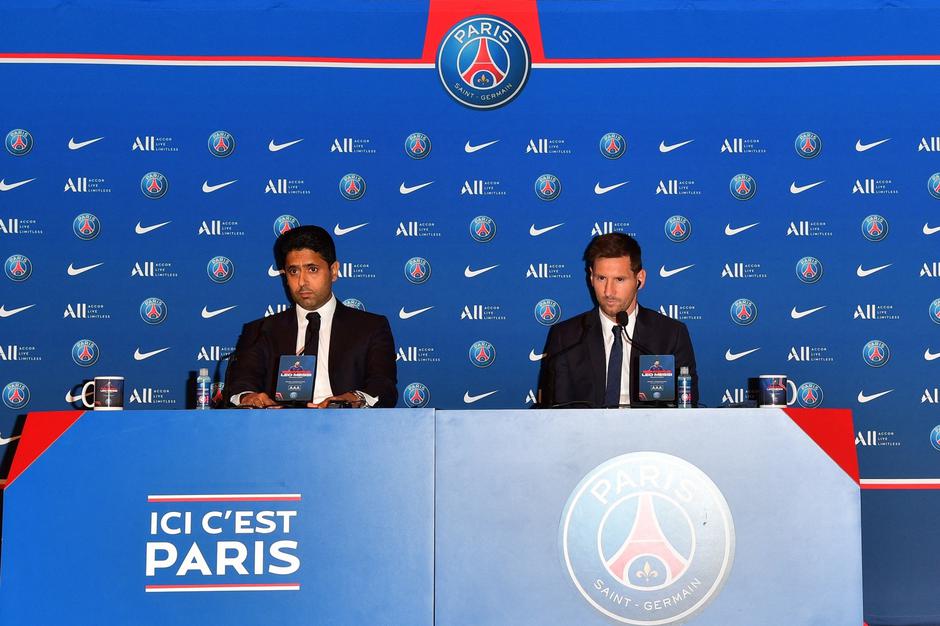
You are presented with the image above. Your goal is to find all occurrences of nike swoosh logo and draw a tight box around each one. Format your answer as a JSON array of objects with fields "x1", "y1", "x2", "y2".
[
  {"x1": 791, "y1": 305, "x2": 826, "y2": 319},
  {"x1": 857, "y1": 263, "x2": 891, "y2": 277},
  {"x1": 66, "y1": 390, "x2": 83, "y2": 403},
  {"x1": 67, "y1": 262, "x2": 103, "y2": 276},
  {"x1": 201, "y1": 305, "x2": 237, "y2": 319},
  {"x1": 659, "y1": 264, "x2": 694, "y2": 278},
  {"x1": 0, "y1": 433, "x2": 21, "y2": 446},
  {"x1": 135, "y1": 221, "x2": 171, "y2": 235},
  {"x1": 924, "y1": 224, "x2": 940, "y2": 236},
  {"x1": 856, "y1": 138, "x2": 890, "y2": 152},
  {"x1": 925, "y1": 349, "x2": 940, "y2": 361},
  {"x1": 134, "y1": 347, "x2": 170, "y2": 361},
  {"x1": 463, "y1": 390, "x2": 498, "y2": 404},
  {"x1": 399, "y1": 306, "x2": 433, "y2": 320},
  {"x1": 858, "y1": 389, "x2": 893, "y2": 403},
  {"x1": 400, "y1": 181, "x2": 433, "y2": 194},
  {"x1": 725, "y1": 222, "x2": 759, "y2": 236},
  {"x1": 530, "y1": 223, "x2": 564, "y2": 236},
  {"x1": 68, "y1": 137, "x2": 104, "y2": 150},
  {"x1": 202, "y1": 179, "x2": 237, "y2": 193},
  {"x1": 334, "y1": 222, "x2": 368, "y2": 236},
  {"x1": 725, "y1": 348, "x2": 760, "y2": 361},
  {"x1": 268, "y1": 138, "x2": 303, "y2": 152},
  {"x1": 465, "y1": 264, "x2": 498, "y2": 278},
  {"x1": 594, "y1": 181, "x2": 629, "y2": 195},
  {"x1": 659, "y1": 139, "x2": 694, "y2": 153},
  {"x1": 268, "y1": 265, "x2": 282, "y2": 277},
  {"x1": 529, "y1": 350, "x2": 546, "y2": 362},
  {"x1": 0, "y1": 304, "x2": 35, "y2": 318},
  {"x1": 464, "y1": 140, "x2": 499, "y2": 153},
  {"x1": 790, "y1": 180, "x2": 825, "y2": 194},
  {"x1": 0, "y1": 178, "x2": 36, "y2": 192}
]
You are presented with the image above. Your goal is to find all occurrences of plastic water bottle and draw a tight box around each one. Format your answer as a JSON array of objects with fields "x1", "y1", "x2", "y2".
[
  {"x1": 677, "y1": 366, "x2": 693, "y2": 408},
  {"x1": 196, "y1": 368, "x2": 211, "y2": 410}
]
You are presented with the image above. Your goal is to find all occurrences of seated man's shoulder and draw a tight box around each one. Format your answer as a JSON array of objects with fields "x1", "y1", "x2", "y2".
[
  {"x1": 339, "y1": 304, "x2": 390, "y2": 327},
  {"x1": 552, "y1": 309, "x2": 593, "y2": 334}
]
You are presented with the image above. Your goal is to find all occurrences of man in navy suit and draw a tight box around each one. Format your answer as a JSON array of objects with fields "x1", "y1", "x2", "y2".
[
  {"x1": 226, "y1": 225, "x2": 397, "y2": 408},
  {"x1": 539, "y1": 233, "x2": 698, "y2": 408}
]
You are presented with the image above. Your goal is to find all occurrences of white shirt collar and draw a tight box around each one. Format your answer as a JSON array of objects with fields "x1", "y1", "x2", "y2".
[
  {"x1": 296, "y1": 294, "x2": 337, "y2": 327},
  {"x1": 598, "y1": 304, "x2": 638, "y2": 339}
]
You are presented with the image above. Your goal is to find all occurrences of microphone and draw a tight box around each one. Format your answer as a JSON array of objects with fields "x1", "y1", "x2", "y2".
[{"x1": 616, "y1": 310, "x2": 655, "y2": 356}]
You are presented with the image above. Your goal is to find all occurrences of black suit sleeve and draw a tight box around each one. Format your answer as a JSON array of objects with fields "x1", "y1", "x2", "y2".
[
  {"x1": 538, "y1": 325, "x2": 564, "y2": 408},
  {"x1": 225, "y1": 320, "x2": 271, "y2": 400},
  {"x1": 360, "y1": 316, "x2": 398, "y2": 408}
]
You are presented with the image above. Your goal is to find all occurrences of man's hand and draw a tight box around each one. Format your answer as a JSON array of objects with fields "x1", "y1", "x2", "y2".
[
  {"x1": 240, "y1": 392, "x2": 281, "y2": 409},
  {"x1": 309, "y1": 392, "x2": 363, "y2": 409}
]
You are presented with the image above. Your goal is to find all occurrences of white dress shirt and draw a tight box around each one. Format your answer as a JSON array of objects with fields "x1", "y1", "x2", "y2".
[
  {"x1": 598, "y1": 306, "x2": 637, "y2": 407},
  {"x1": 295, "y1": 295, "x2": 336, "y2": 404}
]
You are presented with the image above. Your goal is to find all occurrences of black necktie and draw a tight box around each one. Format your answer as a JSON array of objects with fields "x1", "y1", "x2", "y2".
[
  {"x1": 605, "y1": 325, "x2": 623, "y2": 407},
  {"x1": 302, "y1": 312, "x2": 320, "y2": 356}
]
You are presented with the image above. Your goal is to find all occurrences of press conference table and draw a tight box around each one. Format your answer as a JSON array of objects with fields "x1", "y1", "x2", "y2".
[{"x1": 0, "y1": 408, "x2": 861, "y2": 625}]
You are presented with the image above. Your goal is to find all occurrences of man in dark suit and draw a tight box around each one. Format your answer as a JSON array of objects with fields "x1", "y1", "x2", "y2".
[
  {"x1": 226, "y1": 225, "x2": 397, "y2": 408},
  {"x1": 539, "y1": 233, "x2": 698, "y2": 408}
]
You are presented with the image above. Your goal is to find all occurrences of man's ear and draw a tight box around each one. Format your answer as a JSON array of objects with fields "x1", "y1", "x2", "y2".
[
  {"x1": 637, "y1": 268, "x2": 647, "y2": 289},
  {"x1": 330, "y1": 261, "x2": 339, "y2": 283}
]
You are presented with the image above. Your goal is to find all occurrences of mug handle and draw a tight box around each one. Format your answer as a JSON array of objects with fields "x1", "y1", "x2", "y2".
[{"x1": 81, "y1": 380, "x2": 95, "y2": 409}]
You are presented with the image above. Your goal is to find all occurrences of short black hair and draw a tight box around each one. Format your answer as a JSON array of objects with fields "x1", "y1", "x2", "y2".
[
  {"x1": 583, "y1": 233, "x2": 643, "y2": 273},
  {"x1": 274, "y1": 225, "x2": 337, "y2": 268}
]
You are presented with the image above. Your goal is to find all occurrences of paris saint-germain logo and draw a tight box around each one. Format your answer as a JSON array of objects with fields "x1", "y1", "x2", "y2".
[
  {"x1": 207, "y1": 256, "x2": 234, "y2": 283},
  {"x1": 794, "y1": 131, "x2": 821, "y2": 159},
  {"x1": 339, "y1": 173, "x2": 366, "y2": 200},
  {"x1": 560, "y1": 452, "x2": 735, "y2": 625},
  {"x1": 140, "y1": 297, "x2": 168, "y2": 324},
  {"x1": 534, "y1": 299, "x2": 561, "y2": 326},
  {"x1": 404, "y1": 257, "x2": 431, "y2": 284},
  {"x1": 342, "y1": 298, "x2": 365, "y2": 311},
  {"x1": 795, "y1": 256, "x2": 822, "y2": 284},
  {"x1": 207, "y1": 130, "x2": 235, "y2": 158},
  {"x1": 4, "y1": 254, "x2": 32, "y2": 281},
  {"x1": 469, "y1": 215, "x2": 496, "y2": 242},
  {"x1": 931, "y1": 425, "x2": 940, "y2": 452},
  {"x1": 5, "y1": 129, "x2": 33, "y2": 156},
  {"x1": 71, "y1": 339, "x2": 99, "y2": 367},
  {"x1": 140, "y1": 172, "x2": 168, "y2": 199},
  {"x1": 468, "y1": 340, "x2": 496, "y2": 367},
  {"x1": 73, "y1": 213, "x2": 101, "y2": 240},
  {"x1": 930, "y1": 298, "x2": 940, "y2": 325},
  {"x1": 861, "y1": 215, "x2": 888, "y2": 242},
  {"x1": 928, "y1": 173, "x2": 940, "y2": 200},
  {"x1": 534, "y1": 174, "x2": 561, "y2": 201},
  {"x1": 729, "y1": 174, "x2": 756, "y2": 200},
  {"x1": 403, "y1": 382, "x2": 430, "y2": 408},
  {"x1": 797, "y1": 382, "x2": 823, "y2": 408},
  {"x1": 863, "y1": 339, "x2": 890, "y2": 367},
  {"x1": 664, "y1": 216, "x2": 691, "y2": 243},
  {"x1": 2, "y1": 381, "x2": 29, "y2": 409},
  {"x1": 599, "y1": 132, "x2": 626, "y2": 160},
  {"x1": 273, "y1": 215, "x2": 300, "y2": 236},
  {"x1": 730, "y1": 298, "x2": 757, "y2": 325},
  {"x1": 436, "y1": 15, "x2": 530, "y2": 110},
  {"x1": 405, "y1": 132, "x2": 431, "y2": 159}
]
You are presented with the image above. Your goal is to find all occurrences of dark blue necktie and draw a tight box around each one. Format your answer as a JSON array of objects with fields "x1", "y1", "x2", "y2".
[{"x1": 605, "y1": 325, "x2": 623, "y2": 407}]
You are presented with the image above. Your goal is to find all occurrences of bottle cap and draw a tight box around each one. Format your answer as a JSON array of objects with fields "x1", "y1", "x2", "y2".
[
  {"x1": 199, "y1": 368, "x2": 209, "y2": 376},
  {"x1": 679, "y1": 366, "x2": 689, "y2": 376}
]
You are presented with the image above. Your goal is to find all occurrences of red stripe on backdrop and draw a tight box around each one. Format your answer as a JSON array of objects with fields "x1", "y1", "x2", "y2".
[{"x1": 4, "y1": 411, "x2": 84, "y2": 488}]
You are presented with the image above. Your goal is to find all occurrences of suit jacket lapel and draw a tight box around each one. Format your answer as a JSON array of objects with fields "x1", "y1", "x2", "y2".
[
  {"x1": 584, "y1": 309, "x2": 606, "y2": 407},
  {"x1": 629, "y1": 305, "x2": 648, "y2": 401},
  {"x1": 327, "y1": 301, "x2": 349, "y2": 392}
]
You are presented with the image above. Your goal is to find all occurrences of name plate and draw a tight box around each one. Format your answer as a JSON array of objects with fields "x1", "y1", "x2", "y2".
[
  {"x1": 637, "y1": 354, "x2": 675, "y2": 402},
  {"x1": 275, "y1": 355, "x2": 316, "y2": 403}
]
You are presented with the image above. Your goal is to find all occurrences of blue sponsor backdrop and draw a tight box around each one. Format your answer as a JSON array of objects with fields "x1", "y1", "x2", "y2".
[
  {"x1": 0, "y1": 3, "x2": 939, "y2": 620},
  {"x1": 0, "y1": 2, "x2": 938, "y2": 477}
]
